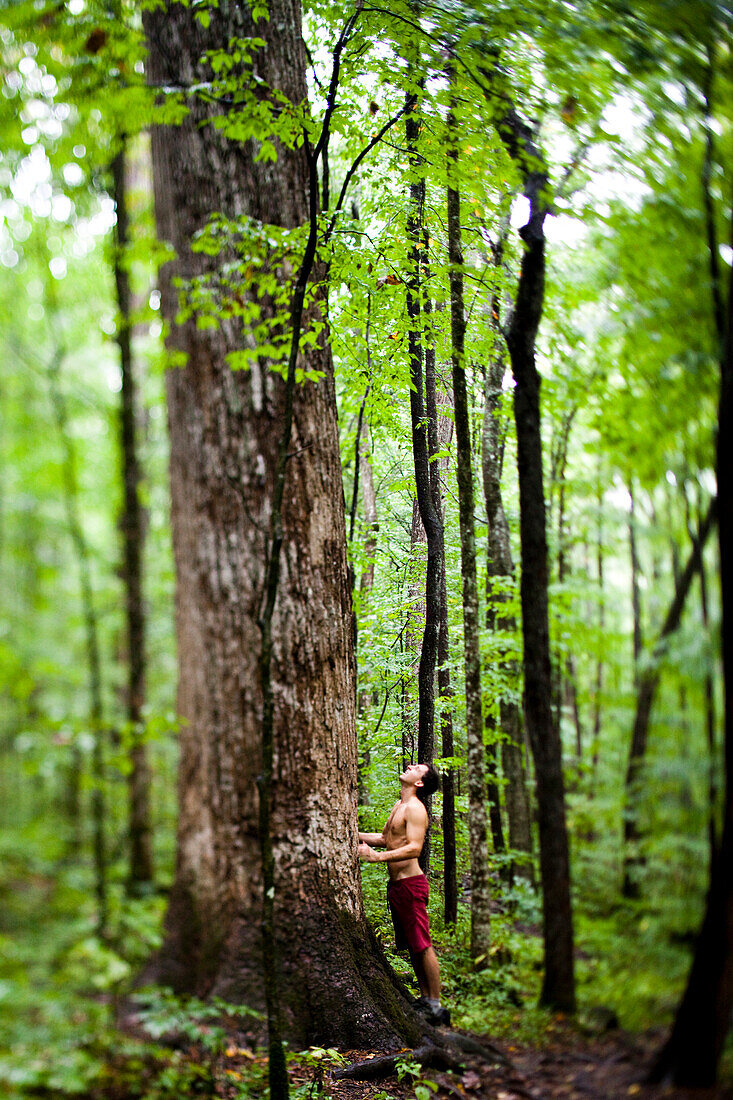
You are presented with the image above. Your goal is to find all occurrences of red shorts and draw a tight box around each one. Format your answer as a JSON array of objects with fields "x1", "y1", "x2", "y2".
[{"x1": 387, "y1": 873, "x2": 431, "y2": 955}]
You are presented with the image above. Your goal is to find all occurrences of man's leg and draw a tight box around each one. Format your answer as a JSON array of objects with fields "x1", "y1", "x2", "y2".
[{"x1": 410, "y1": 946, "x2": 441, "y2": 1000}]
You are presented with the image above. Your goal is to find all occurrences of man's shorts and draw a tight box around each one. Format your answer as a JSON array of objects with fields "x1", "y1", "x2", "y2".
[{"x1": 387, "y1": 873, "x2": 432, "y2": 955}]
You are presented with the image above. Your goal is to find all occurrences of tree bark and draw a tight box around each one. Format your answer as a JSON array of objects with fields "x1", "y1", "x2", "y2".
[
  {"x1": 111, "y1": 143, "x2": 155, "y2": 893},
  {"x1": 357, "y1": 418, "x2": 378, "y2": 806},
  {"x1": 447, "y1": 102, "x2": 491, "y2": 962},
  {"x1": 425, "y1": 344, "x2": 457, "y2": 915},
  {"x1": 699, "y1": 534, "x2": 718, "y2": 858},
  {"x1": 590, "y1": 472, "x2": 605, "y2": 794},
  {"x1": 405, "y1": 93, "x2": 441, "y2": 791},
  {"x1": 142, "y1": 0, "x2": 427, "y2": 1050},
  {"x1": 502, "y1": 116, "x2": 576, "y2": 1009}
]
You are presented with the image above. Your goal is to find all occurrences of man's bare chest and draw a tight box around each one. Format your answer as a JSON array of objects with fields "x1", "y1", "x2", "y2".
[{"x1": 384, "y1": 803, "x2": 408, "y2": 845}]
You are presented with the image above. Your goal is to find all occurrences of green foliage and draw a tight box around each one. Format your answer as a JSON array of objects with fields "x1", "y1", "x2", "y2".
[
  {"x1": 133, "y1": 987, "x2": 261, "y2": 1049},
  {"x1": 0, "y1": 0, "x2": 731, "y2": 1090}
]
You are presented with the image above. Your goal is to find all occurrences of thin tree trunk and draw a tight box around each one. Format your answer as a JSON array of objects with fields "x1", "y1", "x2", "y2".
[
  {"x1": 404, "y1": 496, "x2": 425, "y2": 766},
  {"x1": 405, "y1": 92, "x2": 441, "y2": 800},
  {"x1": 47, "y1": 350, "x2": 108, "y2": 937},
  {"x1": 590, "y1": 472, "x2": 604, "y2": 793},
  {"x1": 550, "y1": 408, "x2": 576, "y2": 749},
  {"x1": 622, "y1": 497, "x2": 718, "y2": 898},
  {"x1": 439, "y1": 563, "x2": 458, "y2": 926},
  {"x1": 699, "y1": 536, "x2": 718, "y2": 858},
  {"x1": 629, "y1": 482, "x2": 643, "y2": 687},
  {"x1": 502, "y1": 116, "x2": 576, "y2": 1010},
  {"x1": 482, "y1": 334, "x2": 532, "y2": 882},
  {"x1": 479, "y1": 245, "x2": 530, "y2": 880},
  {"x1": 111, "y1": 143, "x2": 154, "y2": 893},
  {"x1": 357, "y1": 418, "x2": 378, "y2": 807},
  {"x1": 425, "y1": 335, "x2": 457, "y2": 915},
  {"x1": 447, "y1": 92, "x2": 491, "y2": 962}
]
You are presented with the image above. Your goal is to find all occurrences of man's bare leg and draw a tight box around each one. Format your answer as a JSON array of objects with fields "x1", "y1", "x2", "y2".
[{"x1": 410, "y1": 946, "x2": 441, "y2": 1000}]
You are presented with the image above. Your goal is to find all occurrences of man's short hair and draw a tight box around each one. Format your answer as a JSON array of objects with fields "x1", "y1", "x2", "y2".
[{"x1": 418, "y1": 763, "x2": 441, "y2": 802}]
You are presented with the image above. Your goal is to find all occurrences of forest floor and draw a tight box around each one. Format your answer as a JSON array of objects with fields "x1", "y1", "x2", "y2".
[
  {"x1": 314, "y1": 1025, "x2": 733, "y2": 1100},
  {"x1": 107, "y1": 1021, "x2": 733, "y2": 1100}
]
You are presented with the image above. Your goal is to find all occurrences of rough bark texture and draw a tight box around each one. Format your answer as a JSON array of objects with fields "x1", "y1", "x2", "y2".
[
  {"x1": 112, "y1": 145, "x2": 154, "y2": 891},
  {"x1": 482, "y1": 354, "x2": 533, "y2": 883},
  {"x1": 143, "y1": 1, "x2": 426, "y2": 1050}
]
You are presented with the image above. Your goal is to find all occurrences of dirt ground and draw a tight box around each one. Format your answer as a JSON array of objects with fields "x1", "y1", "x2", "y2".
[{"x1": 307, "y1": 1027, "x2": 733, "y2": 1100}]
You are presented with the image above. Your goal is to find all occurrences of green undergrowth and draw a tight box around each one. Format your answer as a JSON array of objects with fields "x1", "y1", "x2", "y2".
[
  {"x1": 363, "y1": 855, "x2": 708, "y2": 1047},
  {"x1": 1, "y1": 823, "x2": 730, "y2": 1098}
]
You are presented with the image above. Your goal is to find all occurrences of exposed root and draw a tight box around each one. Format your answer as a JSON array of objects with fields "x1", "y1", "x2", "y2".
[
  {"x1": 333, "y1": 1031, "x2": 511, "y2": 1083},
  {"x1": 442, "y1": 1029, "x2": 510, "y2": 1065}
]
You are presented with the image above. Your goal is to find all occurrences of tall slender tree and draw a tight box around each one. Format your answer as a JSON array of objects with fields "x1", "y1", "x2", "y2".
[
  {"x1": 111, "y1": 141, "x2": 154, "y2": 893},
  {"x1": 499, "y1": 95, "x2": 576, "y2": 1011},
  {"x1": 446, "y1": 82, "x2": 492, "y2": 962}
]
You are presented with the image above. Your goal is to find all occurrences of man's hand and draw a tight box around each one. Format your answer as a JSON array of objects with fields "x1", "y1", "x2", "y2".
[{"x1": 358, "y1": 842, "x2": 381, "y2": 862}]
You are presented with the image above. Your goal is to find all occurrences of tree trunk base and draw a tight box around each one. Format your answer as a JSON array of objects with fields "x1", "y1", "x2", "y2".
[{"x1": 137, "y1": 892, "x2": 433, "y2": 1050}]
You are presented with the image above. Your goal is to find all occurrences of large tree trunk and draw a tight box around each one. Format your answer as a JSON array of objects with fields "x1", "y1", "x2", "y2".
[{"x1": 143, "y1": 0, "x2": 425, "y2": 1050}]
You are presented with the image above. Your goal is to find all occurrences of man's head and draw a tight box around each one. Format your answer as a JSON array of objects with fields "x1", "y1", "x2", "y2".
[
  {"x1": 400, "y1": 762, "x2": 441, "y2": 803},
  {"x1": 417, "y1": 763, "x2": 441, "y2": 802}
]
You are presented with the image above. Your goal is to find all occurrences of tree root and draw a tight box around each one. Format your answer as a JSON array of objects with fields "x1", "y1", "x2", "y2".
[
  {"x1": 333, "y1": 1041, "x2": 462, "y2": 1081},
  {"x1": 333, "y1": 1030, "x2": 511, "y2": 1082},
  {"x1": 442, "y1": 1029, "x2": 509, "y2": 1064}
]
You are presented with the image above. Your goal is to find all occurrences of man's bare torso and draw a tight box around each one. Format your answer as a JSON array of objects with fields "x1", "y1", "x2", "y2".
[{"x1": 383, "y1": 798, "x2": 427, "y2": 881}]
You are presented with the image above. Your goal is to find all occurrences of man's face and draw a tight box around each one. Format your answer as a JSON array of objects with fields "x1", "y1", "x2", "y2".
[{"x1": 400, "y1": 763, "x2": 429, "y2": 787}]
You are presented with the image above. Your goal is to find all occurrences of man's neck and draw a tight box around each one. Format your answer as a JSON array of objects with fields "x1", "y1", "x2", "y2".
[{"x1": 399, "y1": 782, "x2": 419, "y2": 804}]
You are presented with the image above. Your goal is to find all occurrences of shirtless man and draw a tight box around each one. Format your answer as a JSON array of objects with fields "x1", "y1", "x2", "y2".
[{"x1": 358, "y1": 762, "x2": 449, "y2": 1025}]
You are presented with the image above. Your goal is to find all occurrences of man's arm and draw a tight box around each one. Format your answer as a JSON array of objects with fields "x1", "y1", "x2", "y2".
[
  {"x1": 359, "y1": 802, "x2": 427, "y2": 863},
  {"x1": 358, "y1": 802, "x2": 399, "y2": 848},
  {"x1": 358, "y1": 831, "x2": 387, "y2": 847}
]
